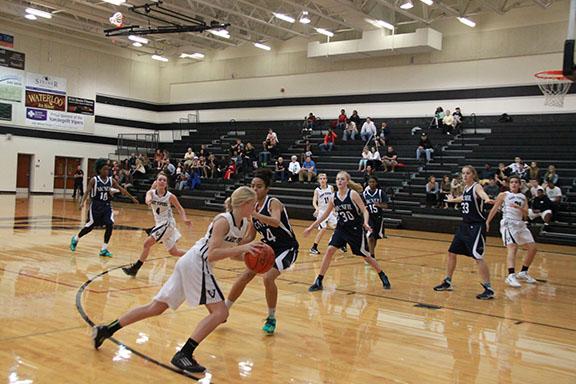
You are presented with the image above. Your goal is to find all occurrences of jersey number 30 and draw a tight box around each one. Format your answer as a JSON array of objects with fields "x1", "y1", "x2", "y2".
[{"x1": 338, "y1": 211, "x2": 355, "y2": 222}]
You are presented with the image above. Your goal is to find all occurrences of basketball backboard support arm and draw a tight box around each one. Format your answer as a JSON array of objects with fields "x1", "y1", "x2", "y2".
[{"x1": 563, "y1": 0, "x2": 576, "y2": 79}]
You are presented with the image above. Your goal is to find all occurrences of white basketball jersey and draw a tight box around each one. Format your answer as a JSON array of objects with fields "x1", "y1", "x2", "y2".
[
  {"x1": 150, "y1": 189, "x2": 175, "y2": 225},
  {"x1": 501, "y1": 191, "x2": 526, "y2": 222},
  {"x1": 316, "y1": 185, "x2": 334, "y2": 211},
  {"x1": 193, "y1": 212, "x2": 249, "y2": 255}
]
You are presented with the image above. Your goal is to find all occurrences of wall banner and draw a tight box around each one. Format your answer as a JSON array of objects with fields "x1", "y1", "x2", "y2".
[
  {"x1": 0, "y1": 102, "x2": 12, "y2": 121},
  {"x1": 0, "y1": 68, "x2": 23, "y2": 102},
  {"x1": 26, "y1": 72, "x2": 66, "y2": 95},
  {"x1": 25, "y1": 90, "x2": 66, "y2": 111},
  {"x1": 67, "y1": 96, "x2": 94, "y2": 115},
  {"x1": 26, "y1": 108, "x2": 85, "y2": 130},
  {"x1": 0, "y1": 33, "x2": 14, "y2": 49},
  {"x1": 0, "y1": 48, "x2": 25, "y2": 70}
]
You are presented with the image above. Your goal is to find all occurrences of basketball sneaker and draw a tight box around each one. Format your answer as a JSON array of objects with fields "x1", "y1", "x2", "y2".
[
  {"x1": 93, "y1": 325, "x2": 111, "y2": 349},
  {"x1": 308, "y1": 279, "x2": 323, "y2": 292},
  {"x1": 379, "y1": 272, "x2": 391, "y2": 289},
  {"x1": 122, "y1": 264, "x2": 139, "y2": 277},
  {"x1": 476, "y1": 284, "x2": 495, "y2": 300},
  {"x1": 171, "y1": 351, "x2": 206, "y2": 373},
  {"x1": 433, "y1": 278, "x2": 452, "y2": 291},
  {"x1": 262, "y1": 317, "x2": 276, "y2": 334},
  {"x1": 99, "y1": 249, "x2": 113, "y2": 257},
  {"x1": 70, "y1": 236, "x2": 78, "y2": 252},
  {"x1": 505, "y1": 274, "x2": 521, "y2": 288},
  {"x1": 309, "y1": 247, "x2": 320, "y2": 255},
  {"x1": 517, "y1": 271, "x2": 537, "y2": 284}
]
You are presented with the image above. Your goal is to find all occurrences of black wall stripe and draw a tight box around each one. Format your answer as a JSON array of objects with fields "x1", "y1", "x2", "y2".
[
  {"x1": 97, "y1": 84, "x2": 576, "y2": 112},
  {"x1": 0, "y1": 124, "x2": 118, "y2": 145}
]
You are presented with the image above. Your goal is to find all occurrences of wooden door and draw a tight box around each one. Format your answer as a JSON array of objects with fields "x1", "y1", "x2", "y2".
[
  {"x1": 54, "y1": 157, "x2": 67, "y2": 189},
  {"x1": 54, "y1": 157, "x2": 82, "y2": 192},
  {"x1": 16, "y1": 154, "x2": 32, "y2": 189}
]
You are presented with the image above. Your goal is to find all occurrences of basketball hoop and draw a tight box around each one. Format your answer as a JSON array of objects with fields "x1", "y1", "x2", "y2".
[{"x1": 534, "y1": 70, "x2": 573, "y2": 107}]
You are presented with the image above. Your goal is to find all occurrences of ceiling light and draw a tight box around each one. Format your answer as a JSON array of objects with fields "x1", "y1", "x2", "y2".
[
  {"x1": 132, "y1": 42, "x2": 142, "y2": 47},
  {"x1": 128, "y1": 35, "x2": 149, "y2": 44},
  {"x1": 254, "y1": 42, "x2": 271, "y2": 51},
  {"x1": 151, "y1": 54, "x2": 168, "y2": 62},
  {"x1": 180, "y1": 53, "x2": 205, "y2": 59},
  {"x1": 299, "y1": 11, "x2": 310, "y2": 24},
  {"x1": 102, "y1": 0, "x2": 127, "y2": 5},
  {"x1": 365, "y1": 18, "x2": 395, "y2": 31},
  {"x1": 208, "y1": 29, "x2": 230, "y2": 39},
  {"x1": 25, "y1": 7, "x2": 52, "y2": 19},
  {"x1": 419, "y1": 0, "x2": 434, "y2": 5},
  {"x1": 400, "y1": 0, "x2": 414, "y2": 9},
  {"x1": 457, "y1": 17, "x2": 476, "y2": 27},
  {"x1": 272, "y1": 12, "x2": 295, "y2": 23},
  {"x1": 315, "y1": 28, "x2": 334, "y2": 37},
  {"x1": 24, "y1": 14, "x2": 37, "y2": 20}
]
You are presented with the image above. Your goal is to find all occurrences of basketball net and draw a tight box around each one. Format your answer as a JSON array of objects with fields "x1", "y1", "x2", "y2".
[{"x1": 535, "y1": 70, "x2": 573, "y2": 107}]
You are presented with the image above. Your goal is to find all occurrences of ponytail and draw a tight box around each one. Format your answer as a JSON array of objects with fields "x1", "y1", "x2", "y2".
[
  {"x1": 225, "y1": 186, "x2": 256, "y2": 212},
  {"x1": 336, "y1": 170, "x2": 363, "y2": 194},
  {"x1": 224, "y1": 197, "x2": 233, "y2": 212}
]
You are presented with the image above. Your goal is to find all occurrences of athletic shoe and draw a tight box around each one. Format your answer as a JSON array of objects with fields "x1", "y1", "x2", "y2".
[
  {"x1": 340, "y1": 245, "x2": 348, "y2": 253},
  {"x1": 476, "y1": 284, "x2": 495, "y2": 300},
  {"x1": 309, "y1": 247, "x2": 320, "y2": 255},
  {"x1": 171, "y1": 351, "x2": 206, "y2": 373},
  {"x1": 308, "y1": 280, "x2": 323, "y2": 292},
  {"x1": 379, "y1": 273, "x2": 391, "y2": 289},
  {"x1": 433, "y1": 279, "x2": 452, "y2": 291},
  {"x1": 262, "y1": 317, "x2": 276, "y2": 334},
  {"x1": 517, "y1": 271, "x2": 537, "y2": 284},
  {"x1": 99, "y1": 249, "x2": 113, "y2": 257},
  {"x1": 70, "y1": 236, "x2": 78, "y2": 252},
  {"x1": 93, "y1": 325, "x2": 111, "y2": 350},
  {"x1": 505, "y1": 274, "x2": 521, "y2": 288},
  {"x1": 122, "y1": 264, "x2": 139, "y2": 277}
]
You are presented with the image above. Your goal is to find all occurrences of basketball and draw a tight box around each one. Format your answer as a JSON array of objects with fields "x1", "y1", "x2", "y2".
[{"x1": 244, "y1": 244, "x2": 275, "y2": 274}]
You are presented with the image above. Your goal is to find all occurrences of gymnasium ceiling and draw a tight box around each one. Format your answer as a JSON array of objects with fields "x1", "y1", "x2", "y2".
[{"x1": 0, "y1": 0, "x2": 559, "y2": 59}]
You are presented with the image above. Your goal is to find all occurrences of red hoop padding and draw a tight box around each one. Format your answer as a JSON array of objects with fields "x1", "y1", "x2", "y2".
[{"x1": 534, "y1": 70, "x2": 572, "y2": 81}]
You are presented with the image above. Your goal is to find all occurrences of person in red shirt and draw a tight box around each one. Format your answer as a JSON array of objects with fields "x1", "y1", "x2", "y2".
[
  {"x1": 319, "y1": 128, "x2": 337, "y2": 152},
  {"x1": 337, "y1": 109, "x2": 347, "y2": 131}
]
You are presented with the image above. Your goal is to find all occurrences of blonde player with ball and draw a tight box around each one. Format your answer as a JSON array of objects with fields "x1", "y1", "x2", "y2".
[{"x1": 486, "y1": 175, "x2": 538, "y2": 288}]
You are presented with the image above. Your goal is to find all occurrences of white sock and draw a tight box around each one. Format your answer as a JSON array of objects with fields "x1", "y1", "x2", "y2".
[
  {"x1": 225, "y1": 299, "x2": 234, "y2": 309},
  {"x1": 268, "y1": 308, "x2": 276, "y2": 318},
  {"x1": 102, "y1": 243, "x2": 108, "y2": 250}
]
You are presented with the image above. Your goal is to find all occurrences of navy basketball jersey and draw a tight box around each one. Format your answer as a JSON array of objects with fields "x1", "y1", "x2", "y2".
[
  {"x1": 253, "y1": 196, "x2": 298, "y2": 251},
  {"x1": 461, "y1": 183, "x2": 485, "y2": 223},
  {"x1": 91, "y1": 176, "x2": 112, "y2": 205},
  {"x1": 363, "y1": 188, "x2": 387, "y2": 217},
  {"x1": 334, "y1": 189, "x2": 363, "y2": 227}
]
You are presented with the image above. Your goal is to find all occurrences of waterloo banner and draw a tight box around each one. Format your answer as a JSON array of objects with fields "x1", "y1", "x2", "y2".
[
  {"x1": 67, "y1": 96, "x2": 94, "y2": 115},
  {"x1": 0, "y1": 67, "x2": 23, "y2": 102},
  {"x1": 25, "y1": 90, "x2": 66, "y2": 111},
  {"x1": 26, "y1": 72, "x2": 66, "y2": 95},
  {"x1": 26, "y1": 108, "x2": 85, "y2": 130}
]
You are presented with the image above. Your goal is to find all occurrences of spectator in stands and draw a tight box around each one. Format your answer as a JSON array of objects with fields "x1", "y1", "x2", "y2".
[
  {"x1": 425, "y1": 176, "x2": 439, "y2": 208},
  {"x1": 275, "y1": 156, "x2": 287, "y2": 182},
  {"x1": 545, "y1": 180, "x2": 562, "y2": 205},
  {"x1": 442, "y1": 110, "x2": 456, "y2": 135},
  {"x1": 243, "y1": 142, "x2": 257, "y2": 173},
  {"x1": 360, "y1": 117, "x2": 377, "y2": 142},
  {"x1": 529, "y1": 187, "x2": 553, "y2": 226},
  {"x1": 119, "y1": 168, "x2": 133, "y2": 189},
  {"x1": 378, "y1": 122, "x2": 391, "y2": 146},
  {"x1": 495, "y1": 162, "x2": 509, "y2": 190},
  {"x1": 223, "y1": 159, "x2": 236, "y2": 180},
  {"x1": 307, "y1": 113, "x2": 317, "y2": 130},
  {"x1": 440, "y1": 175, "x2": 451, "y2": 208},
  {"x1": 288, "y1": 155, "x2": 301, "y2": 182},
  {"x1": 259, "y1": 146, "x2": 271, "y2": 167},
  {"x1": 382, "y1": 145, "x2": 398, "y2": 173},
  {"x1": 479, "y1": 163, "x2": 496, "y2": 185},
  {"x1": 319, "y1": 128, "x2": 337, "y2": 152},
  {"x1": 363, "y1": 165, "x2": 376, "y2": 187},
  {"x1": 450, "y1": 174, "x2": 464, "y2": 198},
  {"x1": 183, "y1": 147, "x2": 195, "y2": 168},
  {"x1": 453, "y1": 107, "x2": 463, "y2": 132},
  {"x1": 176, "y1": 170, "x2": 189, "y2": 191},
  {"x1": 358, "y1": 147, "x2": 372, "y2": 172},
  {"x1": 230, "y1": 138, "x2": 244, "y2": 156},
  {"x1": 431, "y1": 106, "x2": 445, "y2": 130},
  {"x1": 263, "y1": 128, "x2": 279, "y2": 155},
  {"x1": 198, "y1": 144, "x2": 209, "y2": 158},
  {"x1": 199, "y1": 157, "x2": 210, "y2": 178},
  {"x1": 349, "y1": 110, "x2": 362, "y2": 128},
  {"x1": 416, "y1": 132, "x2": 433, "y2": 163},
  {"x1": 302, "y1": 116, "x2": 313, "y2": 138},
  {"x1": 132, "y1": 158, "x2": 146, "y2": 180},
  {"x1": 369, "y1": 145, "x2": 382, "y2": 170},
  {"x1": 483, "y1": 178, "x2": 500, "y2": 199},
  {"x1": 206, "y1": 154, "x2": 216, "y2": 178},
  {"x1": 528, "y1": 179, "x2": 540, "y2": 200},
  {"x1": 337, "y1": 109, "x2": 347, "y2": 131},
  {"x1": 154, "y1": 149, "x2": 164, "y2": 170},
  {"x1": 343, "y1": 119, "x2": 358, "y2": 141},
  {"x1": 299, "y1": 155, "x2": 317, "y2": 182},
  {"x1": 529, "y1": 161, "x2": 540, "y2": 181},
  {"x1": 544, "y1": 164, "x2": 559, "y2": 186},
  {"x1": 507, "y1": 157, "x2": 529, "y2": 180},
  {"x1": 300, "y1": 140, "x2": 313, "y2": 163}
]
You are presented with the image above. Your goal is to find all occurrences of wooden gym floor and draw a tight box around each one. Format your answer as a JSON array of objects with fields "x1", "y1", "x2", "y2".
[{"x1": 0, "y1": 195, "x2": 574, "y2": 383}]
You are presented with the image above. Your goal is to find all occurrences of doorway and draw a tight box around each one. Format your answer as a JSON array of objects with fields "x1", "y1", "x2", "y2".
[
  {"x1": 54, "y1": 156, "x2": 82, "y2": 195},
  {"x1": 16, "y1": 153, "x2": 32, "y2": 192}
]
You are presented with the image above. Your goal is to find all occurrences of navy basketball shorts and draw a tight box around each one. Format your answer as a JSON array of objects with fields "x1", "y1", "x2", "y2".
[
  {"x1": 448, "y1": 222, "x2": 486, "y2": 260},
  {"x1": 329, "y1": 225, "x2": 370, "y2": 257}
]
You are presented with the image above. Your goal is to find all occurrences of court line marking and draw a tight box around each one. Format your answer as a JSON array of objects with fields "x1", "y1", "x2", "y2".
[
  {"x1": 75, "y1": 264, "x2": 203, "y2": 381},
  {"x1": 0, "y1": 325, "x2": 86, "y2": 342}
]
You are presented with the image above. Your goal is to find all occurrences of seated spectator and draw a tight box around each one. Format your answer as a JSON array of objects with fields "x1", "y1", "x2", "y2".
[
  {"x1": 479, "y1": 163, "x2": 496, "y2": 185},
  {"x1": 483, "y1": 178, "x2": 500, "y2": 199},
  {"x1": 452, "y1": 107, "x2": 463, "y2": 132},
  {"x1": 357, "y1": 147, "x2": 372, "y2": 172},
  {"x1": 439, "y1": 175, "x2": 451, "y2": 208},
  {"x1": 132, "y1": 158, "x2": 146, "y2": 179},
  {"x1": 343, "y1": 119, "x2": 358, "y2": 141},
  {"x1": 369, "y1": 145, "x2": 382, "y2": 170},
  {"x1": 176, "y1": 171, "x2": 190, "y2": 191},
  {"x1": 336, "y1": 109, "x2": 347, "y2": 131},
  {"x1": 528, "y1": 179, "x2": 540, "y2": 200},
  {"x1": 425, "y1": 176, "x2": 439, "y2": 208},
  {"x1": 299, "y1": 155, "x2": 317, "y2": 182},
  {"x1": 442, "y1": 110, "x2": 456, "y2": 135},
  {"x1": 288, "y1": 155, "x2": 301, "y2": 182},
  {"x1": 495, "y1": 162, "x2": 509, "y2": 190},
  {"x1": 275, "y1": 156, "x2": 287, "y2": 182},
  {"x1": 206, "y1": 154, "x2": 217, "y2": 178},
  {"x1": 529, "y1": 161, "x2": 540, "y2": 181},
  {"x1": 360, "y1": 117, "x2": 377, "y2": 142},
  {"x1": 263, "y1": 128, "x2": 279, "y2": 155},
  {"x1": 382, "y1": 145, "x2": 398, "y2": 173},
  {"x1": 223, "y1": 159, "x2": 236, "y2": 180},
  {"x1": 416, "y1": 132, "x2": 433, "y2": 162},
  {"x1": 243, "y1": 142, "x2": 256, "y2": 173},
  {"x1": 431, "y1": 106, "x2": 445, "y2": 130},
  {"x1": 450, "y1": 174, "x2": 464, "y2": 198},
  {"x1": 378, "y1": 122, "x2": 391, "y2": 146},
  {"x1": 198, "y1": 144, "x2": 210, "y2": 159},
  {"x1": 258, "y1": 145, "x2": 271, "y2": 167},
  {"x1": 544, "y1": 164, "x2": 559, "y2": 186},
  {"x1": 230, "y1": 138, "x2": 244, "y2": 156},
  {"x1": 302, "y1": 116, "x2": 313, "y2": 138},
  {"x1": 507, "y1": 157, "x2": 529, "y2": 180},
  {"x1": 199, "y1": 156, "x2": 210, "y2": 178},
  {"x1": 545, "y1": 180, "x2": 562, "y2": 206},
  {"x1": 300, "y1": 140, "x2": 313, "y2": 163},
  {"x1": 349, "y1": 110, "x2": 362, "y2": 128},
  {"x1": 183, "y1": 147, "x2": 195, "y2": 168},
  {"x1": 307, "y1": 113, "x2": 317, "y2": 129},
  {"x1": 529, "y1": 187, "x2": 553, "y2": 225},
  {"x1": 319, "y1": 128, "x2": 337, "y2": 152},
  {"x1": 154, "y1": 149, "x2": 164, "y2": 170}
]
